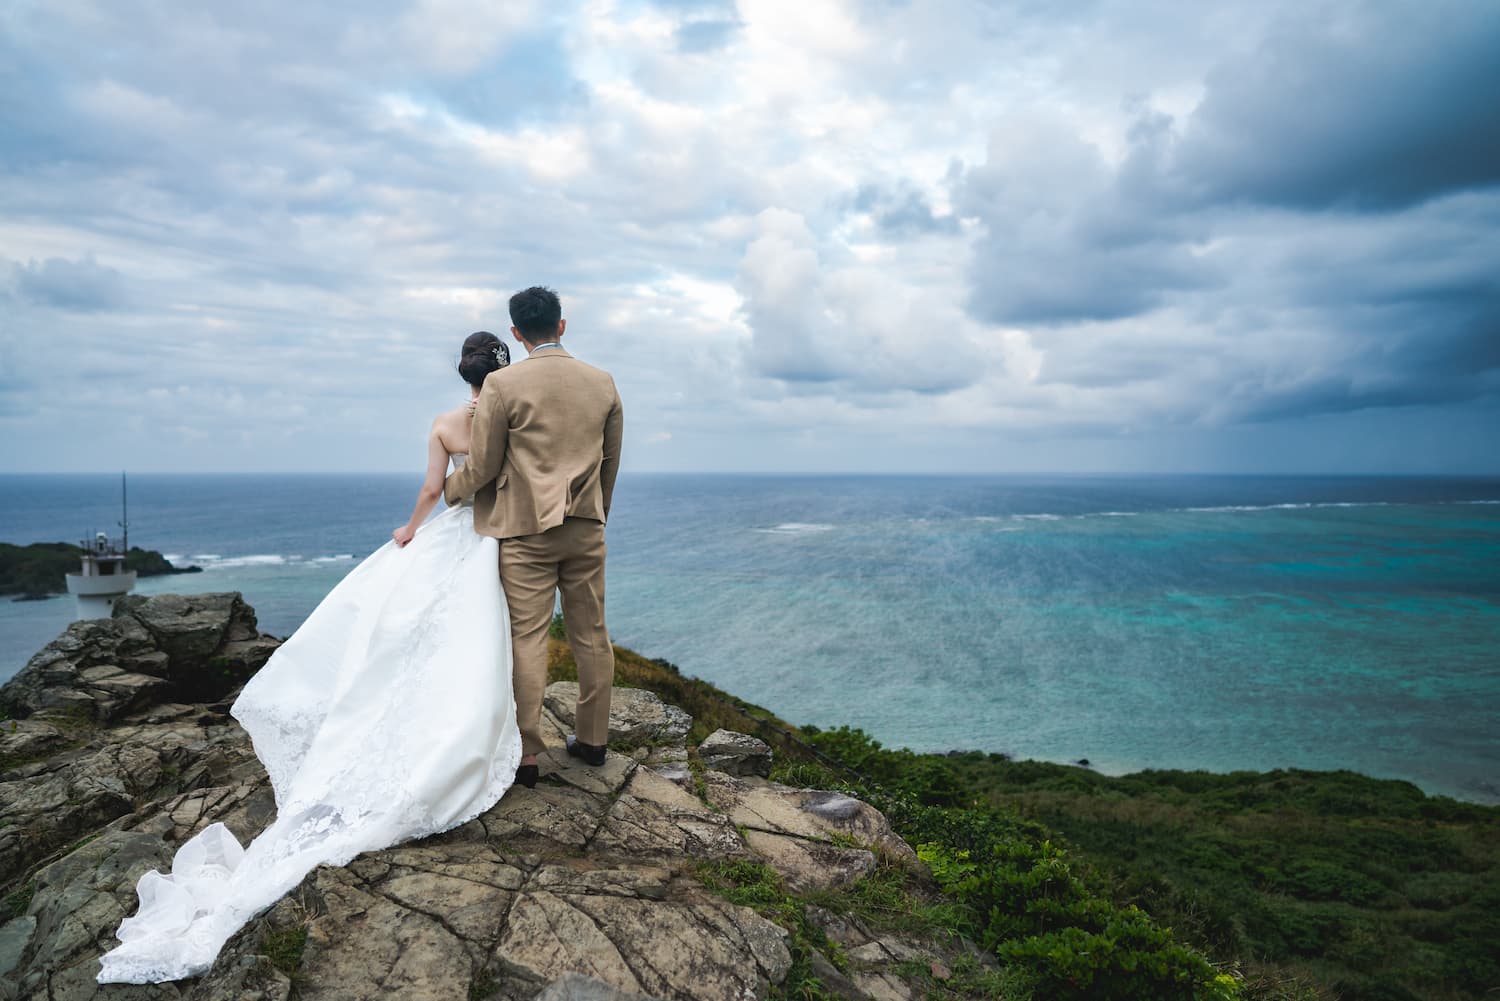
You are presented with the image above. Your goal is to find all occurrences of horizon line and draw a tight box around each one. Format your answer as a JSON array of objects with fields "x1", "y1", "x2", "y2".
[{"x1": 3, "y1": 469, "x2": 1500, "y2": 478}]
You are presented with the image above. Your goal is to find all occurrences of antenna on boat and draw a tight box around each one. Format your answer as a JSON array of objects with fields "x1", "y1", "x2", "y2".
[
  {"x1": 119, "y1": 471, "x2": 129, "y2": 553},
  {"x1": 68, "y1": 472, "x2": 138, "y2": 620}
]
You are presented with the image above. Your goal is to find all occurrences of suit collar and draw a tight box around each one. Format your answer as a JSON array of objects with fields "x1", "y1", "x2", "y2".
[{"x1": 526, "y1": 343, "x2": 571, "y2": 359}]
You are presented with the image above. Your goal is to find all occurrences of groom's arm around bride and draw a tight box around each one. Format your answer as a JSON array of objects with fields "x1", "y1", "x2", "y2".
[{"x1": 444, "y1": 286, "x2": 624, "y2": 775}]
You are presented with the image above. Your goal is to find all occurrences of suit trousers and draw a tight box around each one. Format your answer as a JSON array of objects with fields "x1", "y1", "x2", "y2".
[{"x1": 499, "y1": 516, "x2": 614, "y2": 757}]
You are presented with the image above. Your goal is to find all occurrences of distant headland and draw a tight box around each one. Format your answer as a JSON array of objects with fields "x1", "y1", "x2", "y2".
[{"x1": 0, "y1": 542, "x2": 201, "y2": 601}]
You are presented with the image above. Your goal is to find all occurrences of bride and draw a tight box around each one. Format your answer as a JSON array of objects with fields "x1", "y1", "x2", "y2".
[{"x1": 97, "y1": 332, "x2": 524, "y2": 984}]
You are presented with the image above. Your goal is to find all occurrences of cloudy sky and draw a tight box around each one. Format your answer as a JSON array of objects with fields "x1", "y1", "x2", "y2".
[{"x1": 2, "y1": 0, "x2": 1497, "y2": 474}]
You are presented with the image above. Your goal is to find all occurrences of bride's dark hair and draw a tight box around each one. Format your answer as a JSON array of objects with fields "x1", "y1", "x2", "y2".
[{"x1": 457, "y1": 331, "x2": 510, "y2": 388}]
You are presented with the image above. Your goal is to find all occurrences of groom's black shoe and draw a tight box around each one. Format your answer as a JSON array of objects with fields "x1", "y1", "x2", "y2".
[
  {"x1": 515, "y1": 763, "x2": 538, "y2": 789},
  {"x1": 565, "y1": 735, "x2": 608, "y2": 767}
]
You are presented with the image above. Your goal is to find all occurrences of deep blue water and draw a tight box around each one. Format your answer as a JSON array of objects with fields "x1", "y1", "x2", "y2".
[{"x1": 3, "y1": 473, "x2": 1498, "y2": 803}]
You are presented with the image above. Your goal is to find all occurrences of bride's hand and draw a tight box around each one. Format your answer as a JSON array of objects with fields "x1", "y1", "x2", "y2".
[{"x1": 392, "y1": 525, "x2": 416, "y2": 547}]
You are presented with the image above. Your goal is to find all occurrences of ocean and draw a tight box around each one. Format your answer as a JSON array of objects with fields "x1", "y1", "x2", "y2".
[{"x1": 3, "y1": 473, "x2": 1498, "y2": 804}]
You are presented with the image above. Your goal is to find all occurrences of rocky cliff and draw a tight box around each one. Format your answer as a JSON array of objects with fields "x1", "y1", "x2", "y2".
[{"x1": 0, "y1": 595, "x2": 990, "y2": 1001}]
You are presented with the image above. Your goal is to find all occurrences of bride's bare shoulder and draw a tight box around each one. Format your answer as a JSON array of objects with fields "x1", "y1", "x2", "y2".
[{"x1": 430, "y1": 405, "x2": 472, "y2": 447}]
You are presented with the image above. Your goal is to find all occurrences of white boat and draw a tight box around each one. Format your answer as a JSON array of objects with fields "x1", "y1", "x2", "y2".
[{"x1": 65, "y1": 474, "x2": 137, "y2": 620}]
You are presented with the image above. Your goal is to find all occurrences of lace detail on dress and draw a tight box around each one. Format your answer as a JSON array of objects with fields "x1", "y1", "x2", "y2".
[
  {"x1": 97, "y1": 504, "x2": 521, "y2": 984},
  {"x1": 450, "y1": 452, "x2": 475, "y2": 508}
]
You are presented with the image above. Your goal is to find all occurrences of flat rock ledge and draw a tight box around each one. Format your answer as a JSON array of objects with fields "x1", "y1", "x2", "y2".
[{"x1": 0, "y1": 594, "x2": 979, "y2": 1001}]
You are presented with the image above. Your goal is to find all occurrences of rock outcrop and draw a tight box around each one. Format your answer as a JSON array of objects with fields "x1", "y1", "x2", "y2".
[
  {"x1": 0, "y1": 593, "x2": 278, "y2": 721},
  {"x1": 543, "y1": 683, "x2": 692, "y2": 749},
  {"x1": 0, "y1": 594, "x2": 986, "y2": 1001},
  {"x1": 697, "y1": 729, "x2": 773, "y2": 778}
]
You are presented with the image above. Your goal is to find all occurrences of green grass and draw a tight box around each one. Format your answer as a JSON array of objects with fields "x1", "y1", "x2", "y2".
[
  {"x1": 468, "y1": 965, "x2": 500, "y2": 1000},
  {"x1": 260, "y1": 925, "x2": 308, "y2": 979},
  {"x1": 695, "y1": 859, "x2": 845, "y2": 1001},
  {"x1": 4, "y1": 879, "x2": 35, "y2": 920},
  {"x1": 892, "y1": 953, "x2": 1033, "y2": 1000},
  {"x1": 804, "y1": 858, "x2": 967, "y2": 940}
]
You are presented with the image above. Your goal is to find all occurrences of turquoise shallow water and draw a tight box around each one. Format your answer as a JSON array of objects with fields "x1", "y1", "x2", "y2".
[{"x1": 3, "y1": 473, "x2": 1497, "y2": 803}]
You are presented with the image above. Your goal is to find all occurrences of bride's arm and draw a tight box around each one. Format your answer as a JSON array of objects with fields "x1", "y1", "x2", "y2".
[{"x1": 393, "y1": 422, "x2": 450, "y2": 547}]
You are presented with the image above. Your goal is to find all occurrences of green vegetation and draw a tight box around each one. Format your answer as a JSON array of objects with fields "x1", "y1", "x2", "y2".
[
  {"x1": 698, "y1": 857, "x2": 868, "y2": 1001},
  {"x1": 814, "y1": 762, "x2": 1231, "y2": 1000},
  {"x1": 4, "y1": 878, "x2": 35, "y2": 920},
  {"x1": 0, "y1": 542, "x2": 79, "y2": 597},
  {"x1": 260, "y1": 925, "x2": 308, "y2": 979},
  {"x1": 892, "y1": 953, "x2": 1035, "y2": 1001},
  {"x1": 917, "y1": 838, "x2": 1227, "y2": 1000},
  {"x1": 806, "y1": 856, "x2": 966, "y2": 938},
  {"x1": 468, "y1": 965, "x2": 500, "y2": 1000},
  {"x1": 804, "y1": 726, "x2": 1500, "y2": 1001},
  {"x1": 0, "y1": 541, "x2": 200, "y2": 598},
  {"x1": 556, "y1": 638, "x2": 1500, "y2": 1000}
]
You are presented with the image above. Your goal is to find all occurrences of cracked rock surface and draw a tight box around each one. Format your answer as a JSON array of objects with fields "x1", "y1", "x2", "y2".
[{"x1": 0, "y1": 595, "x2": 960, "y2": 1001}]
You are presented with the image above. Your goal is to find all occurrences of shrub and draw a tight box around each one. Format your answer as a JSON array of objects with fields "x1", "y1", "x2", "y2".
[
  {"x1": 918, "y1": 842, "x2": 1226, "y2": 1001},
  {"x1": 797, "y1": 722, "x2": 1233, "y2": 1000}
]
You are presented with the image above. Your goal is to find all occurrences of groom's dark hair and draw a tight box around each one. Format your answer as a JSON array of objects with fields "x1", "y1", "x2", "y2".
[{"x1": 509, "y1": 286, "x2": 562, "y2": 340}]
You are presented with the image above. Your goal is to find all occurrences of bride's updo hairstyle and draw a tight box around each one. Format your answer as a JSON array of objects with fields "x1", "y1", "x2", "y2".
[{"x1": 458, "y1": 331, "x2": 510, "y2": 388}]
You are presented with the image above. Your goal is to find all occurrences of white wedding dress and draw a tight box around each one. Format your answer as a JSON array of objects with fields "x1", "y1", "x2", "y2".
[{"x1": 97, "y1": 456, "x2": 522, "y2": 984}]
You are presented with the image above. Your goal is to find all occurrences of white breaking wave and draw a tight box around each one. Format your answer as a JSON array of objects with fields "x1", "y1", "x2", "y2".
[
  {"x1": 756, "y1": 522, "x2": 836, "y2": 535},
  {"x1": 190, "y1": 554, "x2": 357, "y2": 571},
  {"x1": 1182, "y1": 501, "x2": 1394, "y2": 513},
  {"x1": 963, "y1": 496, "x2": 1499, "y2": 525},
  {"x1": 199, "y1": 555, "x2": 289, "y2": 568},
  {"x1": 1183, "y1": 504, "x2": 1303, "y2": 512}
]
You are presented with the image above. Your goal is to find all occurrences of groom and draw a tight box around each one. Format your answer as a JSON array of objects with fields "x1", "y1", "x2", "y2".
[{"x1": 444, "y1": 286, "x2": 624, "y2": 786}]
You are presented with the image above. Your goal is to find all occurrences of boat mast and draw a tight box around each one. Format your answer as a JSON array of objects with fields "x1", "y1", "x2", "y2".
[{"x1": 119, "y1": 471, "x2": 129, "y2": 553}]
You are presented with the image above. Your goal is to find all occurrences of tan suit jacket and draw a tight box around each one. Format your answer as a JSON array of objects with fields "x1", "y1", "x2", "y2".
[{"x1": 444, "y1": 346, "x2": 623, "y2": 539}]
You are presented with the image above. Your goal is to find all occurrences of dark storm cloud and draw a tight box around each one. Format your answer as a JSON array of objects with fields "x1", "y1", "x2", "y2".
[
  {"x1": 1230, "y1": 191, "x2": 1500, "y2": 421},
  {"x1": 963, "y1": 230, "x2": 1210, "y2": 326},
  {"x1": 953, "y1": 1, "x2": 1500, "y2": 430},
  {"x1": 1173, "y1": 3, "x2": 1500, "y2": 212},
  {"x1": 956, "y1": 111, "x2": 1217, "y2": 326}
]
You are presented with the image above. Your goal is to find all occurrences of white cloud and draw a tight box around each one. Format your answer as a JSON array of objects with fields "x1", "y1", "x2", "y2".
[{"x1": 0, "y1": 0, "x2": 1494, "y2": 474}]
